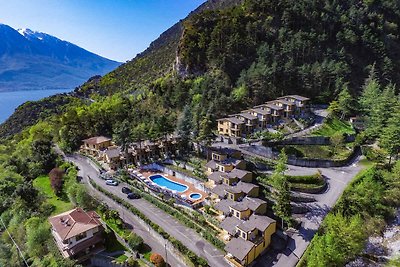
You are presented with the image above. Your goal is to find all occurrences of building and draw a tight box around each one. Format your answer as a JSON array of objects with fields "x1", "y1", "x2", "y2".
[
  {"x1": 224, "y1": 215, "x2": 276, "y2": 266},
  {"x1": 81, "y1": 134, "x2": 182, "y2": 170},
  {"x1": 217, "y1": 95, "x2": 310, "y2": 138},
  {"x1": 217, "y1": 117, "x2": 245, "y2": 138},
  {"x1": 81, "y1": 136, "x2": 113, "y2": 156},
  {"x1": 49, "y1": 208, "x2": 104, "y2": 261},
  {"x1": 205, "y1": 150, "x2": 276, "y2": 266}
]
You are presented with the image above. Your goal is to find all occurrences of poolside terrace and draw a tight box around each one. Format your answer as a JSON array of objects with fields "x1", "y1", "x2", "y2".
[{"x1": 134, "y1": 169, "x2": 207, "y2": 206}]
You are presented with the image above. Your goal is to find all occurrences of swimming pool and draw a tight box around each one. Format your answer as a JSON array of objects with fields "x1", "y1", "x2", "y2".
[
  {"x1": 189, "y1": 193, "x2": 202, "y2": 200},
  {"x1": 149, "y1": 174, "x2": 188, "y2": 193}
]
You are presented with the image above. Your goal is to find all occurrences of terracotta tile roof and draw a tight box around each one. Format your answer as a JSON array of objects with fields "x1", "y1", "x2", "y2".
[
  {"x1": 82, "y1": 136, "x2": 112, "y2": 145},
  {"x1": 49, "y1": 208, "x2": 102, "y2": 241}
]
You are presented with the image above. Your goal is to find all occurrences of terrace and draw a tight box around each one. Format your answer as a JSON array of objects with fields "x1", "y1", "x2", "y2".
[{"x1": 134, "y1": 169, "x2": 207, "y2": 207}]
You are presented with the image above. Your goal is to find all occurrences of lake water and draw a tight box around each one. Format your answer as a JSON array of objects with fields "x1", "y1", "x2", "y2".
[{"x1": 0, "y1": 89, "x2": 71, "y2": 123}]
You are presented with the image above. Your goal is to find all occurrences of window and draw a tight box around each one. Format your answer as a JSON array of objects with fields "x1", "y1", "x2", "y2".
[
  {"x1": 241, "y1": 231, "x2": 246, "y2": 239},
  {"x1": 75, "y1": 232, "x2": 87, "y2": 242},
  {"x1": 236, "y1": 211, "x2": 240, "y2": 218}
]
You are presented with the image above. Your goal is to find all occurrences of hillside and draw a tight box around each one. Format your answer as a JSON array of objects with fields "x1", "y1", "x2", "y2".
[
  {"x1": 0, "y1": 24, "x2": 121, "y2": 91},
  {"x1": 1, "y1": 0, "x2": 400, "y2": 140}
]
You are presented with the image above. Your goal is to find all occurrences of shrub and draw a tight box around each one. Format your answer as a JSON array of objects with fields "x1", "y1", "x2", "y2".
[
  {"x1": 126, "y1": 257, "x2": 139, "y2": 267},
  {"x1": 49, "y1": 167, "x2": 64, "y2": 195},
  {"x1": 127, "y1": 233, "x2": 144, "y2": 251},
  {"x1": 150, "y1": 253, "x2": 165, "y2": 267}
]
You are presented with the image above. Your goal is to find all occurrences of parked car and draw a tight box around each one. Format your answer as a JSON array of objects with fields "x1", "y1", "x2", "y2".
[
  {"x1": 105, "y1": 179, "x2": 119, "y2": 186},
  {"x1": 127, "y1": 193, "x2": 140, "y2": 199},
  {"x1": 121, "y1": 187, "x2": 132, "y2": 194}
]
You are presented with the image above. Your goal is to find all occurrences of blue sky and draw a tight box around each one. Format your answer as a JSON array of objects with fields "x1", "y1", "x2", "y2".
[{"x1": 0, "y1": 0, "x2": 205, "y2": 62}]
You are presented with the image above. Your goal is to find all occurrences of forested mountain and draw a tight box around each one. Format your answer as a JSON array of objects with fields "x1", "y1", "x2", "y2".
[
  {"x1": 0, "y1": 24, "x2": 121, "y2": 92},
  {"x1": 1, "y1": 0, "x2": 400, "y2": 140}
]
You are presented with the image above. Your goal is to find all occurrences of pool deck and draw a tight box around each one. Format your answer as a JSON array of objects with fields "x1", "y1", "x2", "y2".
[{"x1": 139, "y1": 170, "x2": 207, "y2": 205}]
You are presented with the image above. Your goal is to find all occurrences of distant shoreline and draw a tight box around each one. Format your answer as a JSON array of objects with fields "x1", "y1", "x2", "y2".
[{"x1": 0, "y1": 88, "x2": 72, "y2": 124}]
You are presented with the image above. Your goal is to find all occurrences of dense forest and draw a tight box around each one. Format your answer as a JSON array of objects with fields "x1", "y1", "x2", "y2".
[{"x1": 2, "y1": 0, "x2": 400, "y2": 138}]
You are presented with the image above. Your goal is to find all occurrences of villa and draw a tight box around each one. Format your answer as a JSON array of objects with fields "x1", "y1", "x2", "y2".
[
  {"x1": 204, "y1": 149, "x2": 276, "y2": 266},
  {"x1": 80, "y1": 134, "x2": 182, "y2": 170},
  {"x1": 81, "y1": 136, "x2": 113, "y2": 156},
  {"x1": 217, "y1": 95, "x2": 310, "y2": 139},
  {"x1": 48, "y1": 208, "x2": 104, "y2": 262}
]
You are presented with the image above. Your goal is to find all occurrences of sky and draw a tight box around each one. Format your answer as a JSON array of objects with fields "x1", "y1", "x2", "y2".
[{"x1": 0, "y1": 0, "x2": 205, "y2": 62}]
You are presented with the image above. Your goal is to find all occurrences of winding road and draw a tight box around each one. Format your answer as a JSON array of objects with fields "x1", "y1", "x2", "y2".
[{"x1": 66, "y1": 154, "x2": 229, "y2": 267}]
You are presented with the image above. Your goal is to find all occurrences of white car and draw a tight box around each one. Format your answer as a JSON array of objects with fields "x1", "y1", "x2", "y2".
[{"x1": 105, "y1": 179, "x2": 119, "y2": 186}]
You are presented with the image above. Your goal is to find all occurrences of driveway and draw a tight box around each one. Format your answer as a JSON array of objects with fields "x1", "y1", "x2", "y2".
[
  {"x1": 255, "y1": 154, "x2": 365, "y2": 267},
  {"x1": 66, "y1": 154, "x2": 229, "y2": 267}
]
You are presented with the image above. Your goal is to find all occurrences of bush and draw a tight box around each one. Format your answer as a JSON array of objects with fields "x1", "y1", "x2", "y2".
[
  {"x1": 150, "y1": 253, "x2": 165, "y2": 267},
  {"x1": 127, "y1": 233, "x2": 144, "y2": 251},
  {"x1": 126, "y1": 257, "x2": 139, "y2": 267}
]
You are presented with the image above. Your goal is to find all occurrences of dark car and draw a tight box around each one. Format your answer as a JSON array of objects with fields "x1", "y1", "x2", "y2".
[
  {"x1": 127, "y1": 193, "x2": 140, "y2": 199},
  {"x1": 121, "y1": 187, "x2": 132, "y2": 194}
]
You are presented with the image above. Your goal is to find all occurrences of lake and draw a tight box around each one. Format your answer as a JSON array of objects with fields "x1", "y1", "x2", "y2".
[{"x1": 0, "y1": 89, "x2": 72, "y2": 124}]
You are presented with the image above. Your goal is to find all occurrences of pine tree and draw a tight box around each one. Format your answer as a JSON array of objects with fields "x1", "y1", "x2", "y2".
[
  {"x1": 337, "y1": 84, "x2": 352, "y2": 119},
  {"x1": 271, "y1": 150, "x2": 292, "y2": 228}
]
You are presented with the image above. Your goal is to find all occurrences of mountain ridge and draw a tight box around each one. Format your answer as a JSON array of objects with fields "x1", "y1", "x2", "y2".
[{"x1": 0, "y1": 23, "x2": 121, "y2": 92}]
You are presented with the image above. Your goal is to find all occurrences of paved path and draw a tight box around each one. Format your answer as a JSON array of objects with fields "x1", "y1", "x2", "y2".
[{"x1": 67, "y1": 154, "x2": 229, "y2": 267}]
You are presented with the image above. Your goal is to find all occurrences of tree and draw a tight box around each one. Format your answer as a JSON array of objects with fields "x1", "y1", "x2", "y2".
[
  {"x1": 271, "y1": 150, "x2": 292, "y2": 227},
  {"x1": 359, "y1": 65, "x2": 380, "y2": 116},
  {"x1": 49, "y1": 168, "x2": 64, "y2": 195},
  {"x1": 330, "y1": 132, "x2": 344, "y2": 155},
  {"x1": 150, "y1": 253, "x2": 165, "y2": 267},
  {"x1": 127, "y1": 233, "x2": 144, "y2": 251},
  {"x1": 380, "y1": 107, "x2": 400, "y2": 165},
  {"x1": 306, "y1": 214, "x2": 365, "y2": 267},
  {"x1": 31, "y1": 138, "x2": 57, "y2": 174},
  {"x1": 337, "y1": 85, "x2": 352, "y2": 119},
  {"x1": 25, "y1": 217, "x2": 51, "y2": 258},
  {"x1": 113, "y1": 119, "x2": 133, "y2": 157},
  {"x1": 177, "y1": 105, "x2": 193, "y2": 153}
]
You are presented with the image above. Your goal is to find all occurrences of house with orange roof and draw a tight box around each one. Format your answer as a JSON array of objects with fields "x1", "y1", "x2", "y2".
[{"x1": 48, "y1": 208, "x2": 105, "y2": 261}]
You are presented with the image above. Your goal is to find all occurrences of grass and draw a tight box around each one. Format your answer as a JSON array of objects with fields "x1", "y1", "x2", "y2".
[
  {"x1": 283, "y1": 144, "x2": 354, "y2": 160},
  {"x1": 312, "y1": 116, "x2": 356, "y2": 137},
  {"x1": 33, "y1": 175, "x2": 73, "y2": 215},
  {"x1": 143, "y1": 251, "x2": 152, "y2": 261},
  {"x1": 115, "y1": 254, "x2": 128, "y2": 263}
]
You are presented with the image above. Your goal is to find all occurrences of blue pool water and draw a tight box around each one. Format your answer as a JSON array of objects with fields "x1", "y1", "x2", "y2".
[
  {"x1": 149, "y1": 174, "x2": 188, "y2": 193},
  {"x1": 190, "y1": 193, "x2": 202, "y2": 200}
]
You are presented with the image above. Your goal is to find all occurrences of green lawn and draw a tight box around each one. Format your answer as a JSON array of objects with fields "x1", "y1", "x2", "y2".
[
  {"x1": 283, "y1": 144, "x2": 354, "y2": 160},
  {"x1": 33, "y1": 175, "x2": 73, "y2": 215},
  {"x1": 115, "y1": 254, "x2": 128, "y2": 263},
  {"x1": 312, "y1": 116, "x2": 356, "y2": 137}
]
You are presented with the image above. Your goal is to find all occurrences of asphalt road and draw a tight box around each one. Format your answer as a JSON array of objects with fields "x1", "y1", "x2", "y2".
[{"x1": 67, "y1": 154, "x2": 229, "y2": 267}]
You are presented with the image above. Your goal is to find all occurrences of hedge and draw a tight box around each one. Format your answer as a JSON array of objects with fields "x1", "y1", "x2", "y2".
[
  {"x1": 126, "y1": 180, "x2": 225, "y2": 250},
  {"x1": 89, "y1": 178, "x2": 209, "y2": 267}
]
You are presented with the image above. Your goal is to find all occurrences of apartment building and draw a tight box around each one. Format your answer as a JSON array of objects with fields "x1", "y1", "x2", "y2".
[{"x1": 217, "y1": 95, "x2": 310, "y2": 138}]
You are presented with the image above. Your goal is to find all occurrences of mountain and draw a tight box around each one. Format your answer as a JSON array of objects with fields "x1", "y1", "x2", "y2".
[
  {"x1": 0, "y1": 24, "x2": 121, "y2": 91},
  {"x1": 2, "y1": 0, "x2": 400, "y2": 140}
]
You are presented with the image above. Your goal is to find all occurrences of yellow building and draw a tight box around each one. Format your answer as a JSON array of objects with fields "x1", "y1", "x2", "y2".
[
  {"x1": 217, "y1": 95, "x2": 310, "y2": 138},
  {"x1": 81, "y1": 136, "x2": 113, "y2": 156},
  {"x1": 225, "y1": 215, "x2": 276, "y2": 267},
  {"x1": 217, "y1": 117, "x2": 245, "y2": 137}
]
